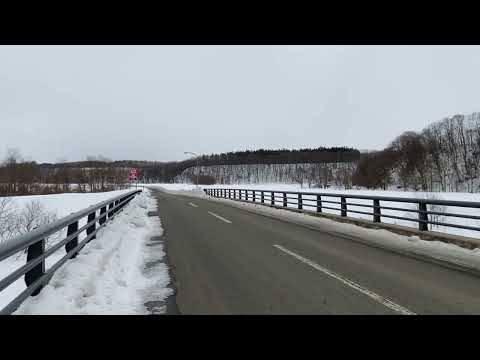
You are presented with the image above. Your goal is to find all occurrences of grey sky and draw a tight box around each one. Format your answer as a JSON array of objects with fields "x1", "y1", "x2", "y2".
[{"x1": 1, "y1": 45, "x2": 479, "y2": 163}]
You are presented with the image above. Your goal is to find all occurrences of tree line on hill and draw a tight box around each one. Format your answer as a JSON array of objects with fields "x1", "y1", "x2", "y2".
[
  {"x1": 141, "y1": 147, "x2": 360, "y2": 183},
  {"x1": 0, "y1": 147, "x2": 360, "y2": 195},
  {"x1": 0, "y1": 150, "x2": 129, "y2": 196},
  {"x1": 353, "y1": 112, "x2": 480, "y2": 192},
  {"x1": 176, "y1": 162, "x2": 358, "y2": 188}
]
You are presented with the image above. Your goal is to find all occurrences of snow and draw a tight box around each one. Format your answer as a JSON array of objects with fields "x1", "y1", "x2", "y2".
[
  {"x1": 0, "y1": 189, "x2": 135, "y2": 220},
  {"x1": 0, "y1": 189, "x2": 172, "y2": 314},
  {"x1": 145, "y1": 183, "x2": 480, "y2": 239},
  {"x1": 152, "y1": 183, "x2": 480, "y2": 273}
]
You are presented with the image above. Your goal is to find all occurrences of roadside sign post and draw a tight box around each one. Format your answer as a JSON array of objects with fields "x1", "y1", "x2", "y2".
[{"x1": 129, "y1": 168, "x2": 138, "y2": 188}]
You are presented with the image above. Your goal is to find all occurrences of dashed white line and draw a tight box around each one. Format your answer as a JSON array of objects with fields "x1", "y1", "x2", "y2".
[
  {"x1": 188, "y1": 202, "x2": 199, "y2": 208},
  {"x1": 273, "y1": 244, "x2": 416, "y2": 315},
  {"x1": 208, "y1": 211, "x2": 232, "y2": 224}
]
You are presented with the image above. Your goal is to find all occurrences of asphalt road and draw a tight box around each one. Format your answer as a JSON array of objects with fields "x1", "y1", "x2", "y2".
[{"x1": 152, "y1": 189, "x2": 480, "y2": 315}]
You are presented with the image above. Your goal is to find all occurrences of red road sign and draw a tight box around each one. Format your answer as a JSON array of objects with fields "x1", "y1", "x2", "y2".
[{"x1": 129, "y1": 168, "x2": 138, "y2": 180}]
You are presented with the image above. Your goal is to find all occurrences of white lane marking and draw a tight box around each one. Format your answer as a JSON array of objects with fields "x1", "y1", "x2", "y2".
[
  {"x1": 273, "y1": 244, "x2": 416, "y2": 315},
  {"x1": 189, "y1": 202, "x2": 199, "y2": 208},
  {"x1": 208, "y1": 211, "x2": 232, "y2": 224}
]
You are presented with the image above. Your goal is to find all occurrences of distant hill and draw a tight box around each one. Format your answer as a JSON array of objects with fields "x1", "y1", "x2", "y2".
[{"x1": 34, "y1": 146, "x2": 361, "y2": 185}]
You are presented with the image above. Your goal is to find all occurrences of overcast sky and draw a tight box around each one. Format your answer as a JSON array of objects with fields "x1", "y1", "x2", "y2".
[{"x1": 1, "y1": 45, "x2": 479, "y2": 163}]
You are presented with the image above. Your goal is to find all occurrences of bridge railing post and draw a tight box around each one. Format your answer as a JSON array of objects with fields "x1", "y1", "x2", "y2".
[
  {"x1": 65, "y1": 220, "x2": 79, "y2": 259},
  {"x1": 316, "y1": 195, "x2": 322, "y2": 213},
  {"x1": 419, "y1": 202, "x2": 428, "y2": 231},
  {"x1": 99, "y1": 206, "x2": 107, "y2": 225},
  {"x1": 283, "y1": 193, "x2": 287, "y2": 207},
  {"x1": 341, "y1": 197, "x2": 347, "y2": 217},
  {"x1": 253, "y1": 191, "x2": 256, "y2": 202},
  {"x1": 271, "y1": 192, "x2": 275, "y2": 206},
  {"x1": 373, "y1": 199, "x2": 381, "y2": 223},
  {"x1": 25, "y1": 237, "x2": 45, "y2": 296},
  {"x1": 261, "y1": 191, "x2": 264, "y2": 204},
  {"x1": 108, "y1": 202, "x2": 114, "y2": 218},
  {"x1": 87, "y1": 211, "x2": 97, "y2": 242},
  {"x1": 298, "y1": 194, "x2": 303, "y2": 210}
]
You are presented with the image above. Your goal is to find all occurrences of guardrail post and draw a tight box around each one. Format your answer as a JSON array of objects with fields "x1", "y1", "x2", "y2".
[
  {"x1": 87, "y1": 211, "x2": 97, "y2": 242},
  {"x1": 271, "y1": 192, "x2": 275, "y2": 205},
  {"x1": 283, "y1": 193, "x2": 287, "y2": 207},
  {"x1": 108, "y1": 202, "x2": 114, "y2": 218},
  {"x1": 99, "y1": 206, "x2": 107, "y2": 225},
  {"x1": 261, "y1": 191, "x2": 264, "y2": 204},
  {"x1": 298, "y1": 194, "x2": 303, "y2": 210},
  {"x1": 253, "y1": 191, "x2": 256, "y2": 202},
  {"x1": 341, "y1": 197, "x2": 347, "y2": 217},
  {"x1": 316, "y1": 195, "x2": 322, "y2": 213},
  {"x1": 65, "y1": 220, "x2": 79, "y2": 259},
  {"x1": 419, "y1": 202, "x2": 428, "y2": 231},
  {"x1": 25, "y1": 238, "x2": 46, "y2": 296},
  {"x1": 373, "y1": 199, "x2": 381, "y2": 223}
]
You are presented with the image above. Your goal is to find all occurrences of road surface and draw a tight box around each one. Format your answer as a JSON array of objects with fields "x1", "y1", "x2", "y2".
[{"x1": 152, "y1": 189, "x2": 480, "y2": 315}]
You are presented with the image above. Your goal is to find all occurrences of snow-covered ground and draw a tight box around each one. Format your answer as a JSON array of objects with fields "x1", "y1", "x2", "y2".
[
  {"x1": 1, "y1": 189, "x2": 133, "y2": 219},
  {"x1": 0, "y1": 189, "x2": 172, "y2": 314},
  {"x1": 145, "y1": 183, "x2": 480, "y2": 239}
]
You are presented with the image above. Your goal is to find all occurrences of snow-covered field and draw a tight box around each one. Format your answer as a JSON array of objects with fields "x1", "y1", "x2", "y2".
[
  {"x1": 1, "y1": 189, "x2": 134, "y2": 226},
  {"x1": 0, "y1": 189, "x2": 172, "y2": 314},
  {"x1": 145, "y1": 183, "x2": 480, "y2": 239}
]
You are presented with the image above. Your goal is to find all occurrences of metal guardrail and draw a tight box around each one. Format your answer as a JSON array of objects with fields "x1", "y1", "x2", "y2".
[
  {"x1": 204, "y1": 188, "x2": 480, "y2": 234},
  {"x1": 0, "y1": 189, "x2": 142, "y2": 315}
]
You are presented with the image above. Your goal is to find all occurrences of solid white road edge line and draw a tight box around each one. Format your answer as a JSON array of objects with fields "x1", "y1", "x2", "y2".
[
  {"x1": 208, "y1": 211, "x2": 232, "y2": 224},
  {"x1": 189, "y1": 202, "x2": 199, "y2": 208},
  {"x1": 273, "y1": 244, "x2": 416, "y2": 315}
]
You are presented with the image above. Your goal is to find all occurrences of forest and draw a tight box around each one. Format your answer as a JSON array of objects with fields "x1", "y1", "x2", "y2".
[{"x1": 353, "y1": 112, "x2": 480, "y2": 192}]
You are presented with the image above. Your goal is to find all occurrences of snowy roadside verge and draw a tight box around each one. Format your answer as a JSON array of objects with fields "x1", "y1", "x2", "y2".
[
  {"x1": 12, "y1": 189, "x2": 172, "y2": 315},
  {"x1": 154, "y1": 186, "x2": 480, "y2": 276}
]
